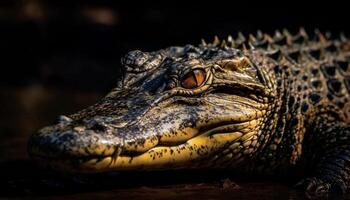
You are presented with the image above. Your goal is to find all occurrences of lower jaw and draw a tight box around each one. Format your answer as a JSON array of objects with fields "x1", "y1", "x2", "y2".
[
  {"x1": 34, "y1": 156, "x2": 243, "y2": 174},
  {"x1": 51, "y1": 134, "x2": 244, "y2": 173},
  {"x1": 31, "y1": 124, "x2": 254, "y2": 173}
]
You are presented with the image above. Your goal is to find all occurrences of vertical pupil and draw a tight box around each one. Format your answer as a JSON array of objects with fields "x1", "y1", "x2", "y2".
[
  {"x1": 181, "y1": 69, "x2": 205, "y2": 89},
  {"x1": 193, "y1": 70, "x2": 205, "y2": 86}
]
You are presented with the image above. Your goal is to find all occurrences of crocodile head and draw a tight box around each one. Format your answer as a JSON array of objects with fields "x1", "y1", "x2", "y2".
[{"x1": 28, "y1": 44, "x2": 276, "y2": 173}]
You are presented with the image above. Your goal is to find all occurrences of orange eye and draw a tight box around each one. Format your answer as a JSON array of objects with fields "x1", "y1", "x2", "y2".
[{"x1": 181, "y1": 69, "x2": 206, "y2": 89}]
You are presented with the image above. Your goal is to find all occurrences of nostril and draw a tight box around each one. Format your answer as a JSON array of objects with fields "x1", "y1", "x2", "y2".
[
  {"x1": 90, "y1": 122, "x2": 108, "y2": 132},
  {"x1": 56, "y1": 115, "x2": 73, "y2": 124}
]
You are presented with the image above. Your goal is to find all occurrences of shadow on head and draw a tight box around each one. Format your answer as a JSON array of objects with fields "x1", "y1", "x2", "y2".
[{"x1": 28, "y1": 44, "x2": 275, "y2": 173}]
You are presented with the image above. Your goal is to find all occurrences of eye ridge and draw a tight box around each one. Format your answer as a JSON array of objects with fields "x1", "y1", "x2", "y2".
[{"x1": 180, "y1": 69, "x2": 206, "y2": 89}]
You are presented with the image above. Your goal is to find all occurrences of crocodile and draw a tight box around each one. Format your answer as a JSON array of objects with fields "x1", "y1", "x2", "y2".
[{"x1": 28, "y1": 29, "x2": 350, "y2": 195}]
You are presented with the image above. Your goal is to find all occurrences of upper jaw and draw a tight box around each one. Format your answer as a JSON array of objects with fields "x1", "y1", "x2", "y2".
[
  {"x1": 28, "y1": 124, "x2": 123, "y2": 160},
  {"x1": 28, "y1": 93, "x2": 266, "y2": 172}
]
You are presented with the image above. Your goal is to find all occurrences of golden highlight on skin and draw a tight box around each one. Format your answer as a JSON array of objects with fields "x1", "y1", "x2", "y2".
[
  {"x1": 80, "y1": 130, "x2": 244, "y2": 171},
  {"x1": 60, "y1": 119, "x2": 262, "y2": 172}
]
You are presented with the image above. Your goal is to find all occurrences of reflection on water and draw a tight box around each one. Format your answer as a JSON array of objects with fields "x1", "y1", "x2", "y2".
[{"x1": 0, "y1": 85, "x2": 348, "y2": 200}]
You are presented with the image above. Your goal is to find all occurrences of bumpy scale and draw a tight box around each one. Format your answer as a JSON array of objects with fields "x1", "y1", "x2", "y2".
[{"x1": 28, "y1": 28, "x2": 350, "y2": 195}]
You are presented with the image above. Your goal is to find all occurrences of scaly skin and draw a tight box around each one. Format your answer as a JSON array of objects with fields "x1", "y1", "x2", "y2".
[{"x1": 28, "y1": 29, "x2": 350, "y2": 195}]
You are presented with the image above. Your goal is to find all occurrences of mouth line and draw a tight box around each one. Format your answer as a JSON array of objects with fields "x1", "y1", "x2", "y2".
[
  {"x1": 34, "y1": 120, "x2": 252, "y2": 165},
  {"x1": 120, "y1": 118, "x2": 255, "y2": 155}
]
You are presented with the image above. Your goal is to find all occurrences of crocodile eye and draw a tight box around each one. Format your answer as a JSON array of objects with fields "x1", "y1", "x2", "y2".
[{"x1": 181, "y1": 69, "x2": 206, "y2": 89}]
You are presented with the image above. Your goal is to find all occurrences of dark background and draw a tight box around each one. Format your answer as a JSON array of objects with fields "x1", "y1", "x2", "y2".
[
  {"x1": 0, "y1": 0, "x2": 349, "y2": 198},
  {"x1": 0, "y1": 0, "x2": 349, "y2": 153},
  {"x1": 1, "y1": 1, "x2": 350, "y2": 88},
  {"x1": 0, "y1": 0, "x2": 349, "y2": 160}
]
